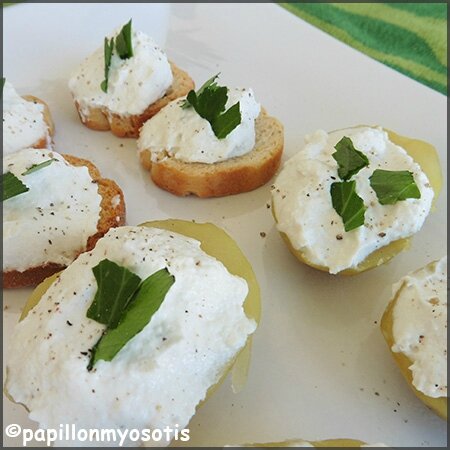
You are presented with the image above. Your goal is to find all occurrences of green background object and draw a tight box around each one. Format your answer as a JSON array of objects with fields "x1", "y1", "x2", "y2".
[{"x1": 280, "y1": 3, "x2": 447, "y2": 95}]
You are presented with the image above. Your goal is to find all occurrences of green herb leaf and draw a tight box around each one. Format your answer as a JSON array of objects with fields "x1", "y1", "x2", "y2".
[
  {"x1": 211, "y1": 102, "x2": 242, "y2": 139},
  {"x1": 2, "y1": 172, "x2": 29, "y2": 202},
  {"x1": 330, "y1": 180, "x2": 366, "y2": 232},
  {"x1": 332, "y1": 136, "x2": 369, "y2": 181},
  {"x1": 21, "y1": 158, "x2": 56, "y2": 176},
  {"x1": 181, "y1": 74, "x2": 220, "y2": 109},
  {"x1": 2, "y1": 77, "x2": 5, "y2": 92},
  {"x1": 115, "y1": 19, "x2": 133, "y2": 60},
  {"x1": 181, "y1": 74, "x2": 241, "y2": 139},
  {"x1": 195, "y1": 85, "x2": 228, "y2": 119},
  {"x1": 100, "y1": 37, "x2": 115, "y2": 93},
  {"x1": 369, "y1": 169, "x2": 421, "y2": 205},
  {"x1": 88, "y1": 268, "x2": 175, "y2": 369},
  {"x1": 86, "y1": 259, "x2": 142, "y2": 329}
]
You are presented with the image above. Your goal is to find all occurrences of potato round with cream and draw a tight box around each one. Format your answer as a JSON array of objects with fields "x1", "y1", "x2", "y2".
[
  {"x1": 271, "y1": 126, "x2": 441, "y2": 275},
  {"x1": 5, "y1": 220, "x2": 260, "y2": 447},
  {"x1": 226, "y1": 438, "x2": 389, "y2": 447},
  {"x1": 380, "y1": 256, "x2": 447, "y2": 420}
]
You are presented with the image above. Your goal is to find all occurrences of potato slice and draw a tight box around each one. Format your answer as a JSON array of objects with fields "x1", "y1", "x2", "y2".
[
  {"x1": 232, "y1": 438, "x2": 376, "y2": 447},
  {"x1": 273, "y1": 128, "x2": 442, "y2": 275},
  {"x1": 380, "y1": 275, "x2": 447, "y2": 420},
  {"x1": 19, "y1": 220, "x2": 261, "y2": 400}
]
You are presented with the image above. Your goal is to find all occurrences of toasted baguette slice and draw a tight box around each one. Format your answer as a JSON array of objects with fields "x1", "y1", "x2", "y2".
[
  {"x1": 11, "y1": 95, "x2": 54, "y2": 151},
  {"x1": 139, "y1": 109, "x2": 284, "y2": 198},
  {"x1": 74, "y1": 63, "x2": 194, "y2": 139},
  {"x1": 3, "y1": 95, "x2": 55, "y2": 153},
  {"x1": 3, "y1": 154, "x2": 126, "y2": 289}
]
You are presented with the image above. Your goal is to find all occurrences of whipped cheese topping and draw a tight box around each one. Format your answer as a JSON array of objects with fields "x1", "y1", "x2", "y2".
[
  {"x1": 272, "y1": 127, "x2": 434, "y2": 274},
  {"x1": 3, "y1": 148, "x2": 101, "y2": 272},
  {"x1": 68, "y1": 29, "x2": 172, "y2": 117},
  {"x1": 6, "y1": 226, "x2": 256, "y2": 447},
  {"x1": 391, "y1": 256, "x2": 447, "y2": 398},
  {"x1": 3, "y1": 81, "x2": 51, "y2": 155},
  {"x1": 137, "y1": 88, "x2": 261, "y2": 164}
]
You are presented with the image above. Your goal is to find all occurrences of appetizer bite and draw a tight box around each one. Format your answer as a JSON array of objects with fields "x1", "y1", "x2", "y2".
[
  {"x1": 68, "y1": 20, "x2": 194, "y2": 138},
  {"x1": 3, "y1": 79, "x2": 54, "y2": 155},
  {"x1": 137, "y1": 74, "x2": 284, "y2": 197},
  {"x1": 3, "y1": 148, "x2": 125, "y2": 288},
  {"x1": 227, "y1": 438, "x2": 389, "y2": 447},
  {"x1": 271, "y1": 126, "x2": 441, "y2": 275},
  {"x1": 381, "y1": 256, "x2": 447, "y2": 420},
  {"x1": 4, "y1": 220, "x2": 260, "y2": 447}
]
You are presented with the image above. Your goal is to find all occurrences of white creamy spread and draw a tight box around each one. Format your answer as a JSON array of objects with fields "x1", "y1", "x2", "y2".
[
  {"x1": 68, "y1": 29, "x2": 172, "y2": 116},
  {"x1": 3, "y1": 81, "x2": 51, "y2": 155},
  {"x1": 137, "y1": 88, "x2": 261, "y2": 164},
  {"x1": 272, "y1": 127, "x2": 434, "y2": 274},
  {"x1": 3, "y1": 148, "x2": 101, "y2": 272},
  {"x1": 391, "y1": 256, "x2": 447, "y2": 398},
  {"x1": 5, "y1": 226, "x2": 256, "y2": 447}
]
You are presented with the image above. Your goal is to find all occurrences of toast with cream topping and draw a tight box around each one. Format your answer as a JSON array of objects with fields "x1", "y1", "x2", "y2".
[
  {"x1": 139, "y1": 109, "x2": 284, "y2": 197},
  {"x1": 3, "y1": 152, "x2": 126, "y2": 288},
  {"x1": 73, "y1": 63, "x2": 194, "y2": 138},
  {"x1": 3, "y1": 80, "x2": 55, "y2": 154},
  {"x1": 68, "y1": 21, "x2": 194, "y2": 139},
  {"x1": 22, "y1": 95, "x2": 55, "y2": 146}
]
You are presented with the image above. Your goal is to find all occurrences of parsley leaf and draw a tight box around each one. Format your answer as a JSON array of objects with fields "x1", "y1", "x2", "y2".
[
  {"x1": 100, "y1": 37, "x2": 115, "y2": 93},
  {"x1": 212, "y1": 102, "x2": 241, "y2": 139},
  {"x1": 115, "y1": 19, "x2": 133, "y2": 59},
  {"x1": 181, "y1": 74, "x2": 242, "y2": 139},
  {"x1": 181, "y1": 74, "x2": 220, "y2": 109},
  {"x1": 330, "y1": 180, "x2": 366, "y2": 232},
  {"x1": 332, "y1": 136, "x2": 369, "y2": 181},
  {"x1": 21, "y1": 158, "x2": 56, "y2": 176},
  {"x1": 87, "y1": 259, "x2": 142, "y2": 329},
  {"x1": 2, "y1": 172, "x2": 29, "y2": 202},
  {"x1": 88, "y1": 268, "x2": 175, "y2": 369},
  {"x1": 2, "y1": 77, "x2": 5, "y2": 92},
  {"x1": 369, "y1": 169, "x2": 421, "y2": 205}
]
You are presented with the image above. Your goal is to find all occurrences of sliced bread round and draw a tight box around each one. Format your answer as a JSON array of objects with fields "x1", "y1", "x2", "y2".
[
  {"x1": 3, "y1": 154, "x2": 126, "y2": 288},
  {"x1": 21, "y1": 95, "x2": 55, "y2": 148},
  {"x1": 73, "y1": 63, "x2": 194, "y2": 139},
  {"x1": 139, "y1": 109, "x2": 284, "y2": 197}
]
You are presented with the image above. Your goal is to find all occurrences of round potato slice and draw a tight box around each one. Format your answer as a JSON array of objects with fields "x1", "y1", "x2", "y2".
[
  {"x1": 229, "y1": 438, "x2": 384, "y2": 447},
  {"x1": 19, "y1": 219, "x2": 261, "y2": 405},
  {"x1": 380, "y1": 259, "x2": 447, "y2": 420},
  {"x1": 273, "y1": 128, "x2": 442, "y2": 275}
]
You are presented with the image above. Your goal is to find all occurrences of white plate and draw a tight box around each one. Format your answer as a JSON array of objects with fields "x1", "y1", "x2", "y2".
[{"x1": 3, "y1": 3, "x2": 447, "y2": 448}]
